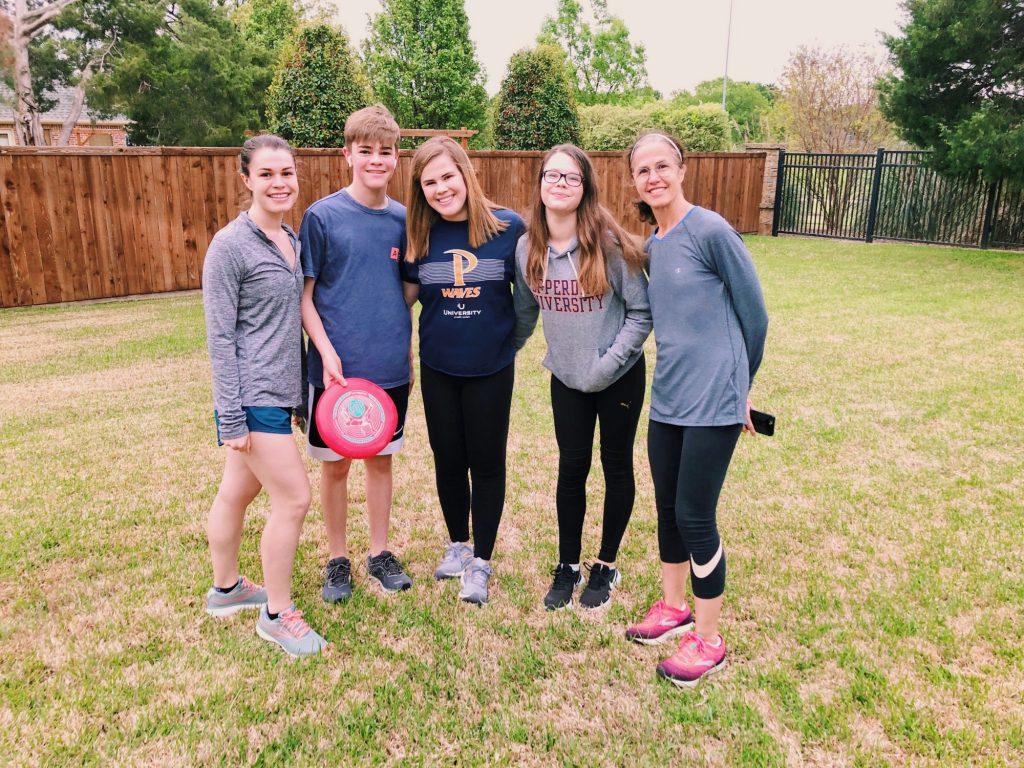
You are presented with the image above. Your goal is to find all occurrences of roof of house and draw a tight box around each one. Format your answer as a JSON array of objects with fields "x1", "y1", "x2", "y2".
[{"x1": 0, "y1": 84, "x2": 128, "y2": 125}]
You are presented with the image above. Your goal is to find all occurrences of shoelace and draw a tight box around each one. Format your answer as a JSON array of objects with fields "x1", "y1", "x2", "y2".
[
  {"x1": 374, "y1": 552, "x2": 405, "y2": 576},
  {"x1": 550, "y1": 564, "x2": 578, "y2": 590},
  {"x1": 675, "y1": 631, "x2": 709, "y2": 662},
  {"x1": 238, "y1": 576, "x2": 258, "y2": 593},
  {"x1": 326, "y1": 559, "x2": 350, "y2": 585},
  {"x1": 466, "y1": 564, "x2": 490, "y2": 589},
  {"x1": 278, "y1": 608, "x2": 311, "y2": 638},
  {"x1": 643, "y1": 599, "x2": 670, "y2": 624},
  {"x1": 584, "y1": 563, "x2": 613, "y2": 590}
]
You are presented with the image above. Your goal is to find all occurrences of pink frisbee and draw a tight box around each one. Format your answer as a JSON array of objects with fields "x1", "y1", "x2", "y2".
[{"x1": 315, "y1": 378, "x2": 398, "y2": 459}]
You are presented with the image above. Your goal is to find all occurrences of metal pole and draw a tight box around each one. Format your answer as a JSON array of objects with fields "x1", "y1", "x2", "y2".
[
  {"x1": 772, "y1": 149, "x2": 786, "y2": 237},
  {"x1": 980, "y1": 180, "x2": 999, "y2": 249},
  {"x1": 864, "y1": 147, "x2": 885, "y2": 243},
  {"x1": 721, "y1": 0, "x2": 734, "y2": 111}
]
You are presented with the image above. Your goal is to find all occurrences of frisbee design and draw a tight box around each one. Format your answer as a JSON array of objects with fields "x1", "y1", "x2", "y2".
[{"x1": 315, "y1": 378, "x2": 398, "y2": 459}]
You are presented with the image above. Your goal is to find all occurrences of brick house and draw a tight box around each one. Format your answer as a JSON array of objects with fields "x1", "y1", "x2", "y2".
[{"x1": 0, "y1": 85, "x2": 129, "y2": 147}]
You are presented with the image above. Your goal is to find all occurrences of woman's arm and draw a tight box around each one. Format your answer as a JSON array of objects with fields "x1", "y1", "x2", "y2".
[
  {"x1": 512, "y1": 240, "x2": 539, "y2": 351},
  {"x1": 602, "y1": 249, "x2": 652, "y2": 365},
  {"x1": 707, "y1": 227, "x2": 768, "y2": 384},
  {"x1": 202, "y1": 242, "x2": 248, "y2": 445}
]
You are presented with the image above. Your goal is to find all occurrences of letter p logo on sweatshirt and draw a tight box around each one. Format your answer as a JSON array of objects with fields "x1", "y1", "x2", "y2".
[{"x1": 446, "y1": 249, "x2": 478, "y2": 287}]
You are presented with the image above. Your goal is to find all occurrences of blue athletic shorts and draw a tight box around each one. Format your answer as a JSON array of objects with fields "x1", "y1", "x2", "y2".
[{"x1": 214, "y1": 406, "x2": 293, "y2": 445}]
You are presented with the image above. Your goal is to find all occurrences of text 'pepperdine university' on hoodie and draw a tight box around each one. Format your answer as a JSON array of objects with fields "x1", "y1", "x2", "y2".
[{"x1": 513, "y1": 233, "x2": 652, "y2": 393}]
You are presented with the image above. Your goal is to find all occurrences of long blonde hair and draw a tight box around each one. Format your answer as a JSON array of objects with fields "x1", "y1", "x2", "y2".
[
  {"x1": 527, "y1": 144, "x2": 645, "y2": 296},
  {"x1": 406, "y1": 137, "x2": 508, "y2": 262}
]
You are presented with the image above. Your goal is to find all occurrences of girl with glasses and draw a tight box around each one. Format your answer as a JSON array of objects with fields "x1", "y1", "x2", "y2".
[{"x1": 514, "y1": 144, "x2": 651, "y2": 611}]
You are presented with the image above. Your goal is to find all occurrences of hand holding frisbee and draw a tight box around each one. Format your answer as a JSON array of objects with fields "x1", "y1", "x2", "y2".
[{"x1": 315, "y1": 378, "x2": 398, "y2": 459}]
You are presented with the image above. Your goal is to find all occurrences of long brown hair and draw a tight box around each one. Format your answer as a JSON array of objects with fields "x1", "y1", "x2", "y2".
[
  {"x1": 624, "y1": 132, "x2": 686, "y2": 225},
  {"x1": 526, "y1": 144, "x2": 645, "y2": 296},
  {"x1": 406, "y1": 136, "x2": 508, "y2": 262}
]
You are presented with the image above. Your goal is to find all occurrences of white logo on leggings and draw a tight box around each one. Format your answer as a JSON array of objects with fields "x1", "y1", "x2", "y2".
[{"x1": 691, "y1": 542, "x2": 723, "y2": 579}]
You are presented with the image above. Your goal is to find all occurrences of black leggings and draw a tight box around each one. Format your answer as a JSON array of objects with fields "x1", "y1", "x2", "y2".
[
  {"x1": 648, "y1": 420, "x2": 741, "y2": 600},
  {"x1": 550, "y1": 355, "x2": 645, "y2": 564},
  {"x1": 420, "y1": 362, "x2": 514, "y2": 560}
]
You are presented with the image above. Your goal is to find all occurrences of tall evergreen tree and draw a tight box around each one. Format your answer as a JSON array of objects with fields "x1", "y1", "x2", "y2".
[
  {"x1": 267, "y1": 24, "x2": 371, "y2": 148},
  {"x1": 493, "y1": 45, "x2": 580, "y2": 151},
  {"x1": 362, "y1": 0, "x2": 487, "y2": 132},
  {"x1": 879, "y1": 0, "x2": 1024, "y2": 181}
]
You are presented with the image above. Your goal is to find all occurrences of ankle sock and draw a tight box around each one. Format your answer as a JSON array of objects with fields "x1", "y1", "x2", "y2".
[
  {"x1": 214, "y1": 577, "x2": 241, "y2": 594},
  {"x1": 267, "y1": 609, "x2": 280, "y2": 621}
]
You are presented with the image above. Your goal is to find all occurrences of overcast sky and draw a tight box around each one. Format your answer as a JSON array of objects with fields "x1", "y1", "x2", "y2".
[{"x1": 328, "y1": 0, "x2": 908, "y2": 96}]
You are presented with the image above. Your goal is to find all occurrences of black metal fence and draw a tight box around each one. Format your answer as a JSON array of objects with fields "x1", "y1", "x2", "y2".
[{"x1": 772, "y1": 149, "x2": 1024, "y2": 250}]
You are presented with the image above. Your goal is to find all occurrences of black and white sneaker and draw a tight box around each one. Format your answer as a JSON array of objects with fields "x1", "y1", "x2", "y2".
[
  {"x1": 543, "y1": 563, "x2": 583, "y2": 611},
  {"x1": 367, "y1": 550, "x2": 413, "y2": 593},
  {"x1": 579, "y1": 563, "x2": 621, "y2": 610},
  {"x1": 322, "y1": 556, "x2": 353, "y2": 603}
]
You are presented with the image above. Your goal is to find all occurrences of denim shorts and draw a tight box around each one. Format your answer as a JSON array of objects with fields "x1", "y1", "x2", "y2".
[{"x1": 214, "y1": 406, "x2": 292, "y2": 445}]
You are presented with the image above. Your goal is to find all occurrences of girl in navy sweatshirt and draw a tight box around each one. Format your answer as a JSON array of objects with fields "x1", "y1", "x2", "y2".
[
  {"x1": 402, "y1": 137, "x2": 526, "y2": 606},
  {"x1": 513, "y1": 144, "x2": 651, "y2": 612}
]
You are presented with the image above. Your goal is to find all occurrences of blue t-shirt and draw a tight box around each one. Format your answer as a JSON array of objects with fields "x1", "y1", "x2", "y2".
[
  {"x1": 299, "y1": 189, "x2": 411, "y2": 389},
  {"x1": 404, "y1": 209, "x2": 526, "y2": 376}
]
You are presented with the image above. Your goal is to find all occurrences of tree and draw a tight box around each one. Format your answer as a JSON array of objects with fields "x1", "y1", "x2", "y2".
[
  {"x1": 362, "y1": 0, "x2": 487, "y2": 132},
  {"x1": 779, "y1": 45, "x2": 896, "y2": 153},
  {"x1": 688, "y1": 78, "x2": 776, "y2": 143},
  {"x1": 879, "y1": 0, "x2": 1024, "y2": 182},
  {"x1": 536, "y1": 0, "x2": 651, "y2": 105},
  {"x1": 235, "y1": 0, "x2": 301, "y2": 54},
  {"x1": 89, "y1": 0, "x2": 273, "y2": 145},
  {"x1": 778, "y1": 46, "x2": 898, "y2": 231},
  {"x1": 267, "y1": 24, "x2": 370, "y2": 148},
  {"x1": 492, "y1": 45, "x2": 580, "y2": 151},
  {"x1": 1, "y1": 0, "x2": 163, "y2": 145}
]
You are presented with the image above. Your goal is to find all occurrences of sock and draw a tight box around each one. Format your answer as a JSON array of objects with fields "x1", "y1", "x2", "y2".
[
  {"x1": 568, "y1": 563, "x2": 580, "y2": 572},
  {"x1": 214, "y1": 577, "x2": 240, "y2": 594},
  {"x1": 705, "y1": 635, "x2": 722, "y2": 647},
  {"x1": 267, "y1": 609, "x2": 280, "y2": 621}
]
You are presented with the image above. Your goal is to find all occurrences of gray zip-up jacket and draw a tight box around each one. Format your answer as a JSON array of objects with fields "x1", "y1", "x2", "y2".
[
  {"x1": 513, "y1": 233, "x2": 652, "y2": 393},
  {"x1": 202, "y1": 212, "x2": 303, "y2": 440}
]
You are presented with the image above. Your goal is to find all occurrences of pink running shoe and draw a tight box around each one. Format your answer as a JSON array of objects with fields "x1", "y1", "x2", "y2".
[
  {"x1": 657, "y1": 630, "x2": 727, "y2": 687},
  {"x1": 624, "y1": 599, "x2": 695, "y2": 645}
]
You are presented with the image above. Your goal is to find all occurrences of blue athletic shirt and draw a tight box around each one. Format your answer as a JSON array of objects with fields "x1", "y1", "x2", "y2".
[
  {"x1": 299, "y1": 189, "x2": 411, "y2": 389},
  {"x1": 403, "y1": 209, "x2": 526, "y2": 377}
]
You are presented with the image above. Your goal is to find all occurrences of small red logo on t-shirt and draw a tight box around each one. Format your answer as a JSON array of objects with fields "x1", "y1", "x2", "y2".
[{"x1": 390, "y1": 247, "x2": 400, "y2": 260}]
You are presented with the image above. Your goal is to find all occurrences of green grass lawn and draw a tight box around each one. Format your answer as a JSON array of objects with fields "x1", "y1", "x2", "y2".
[{"x1": 1, "y1": 236, "x2": 1022, "y2": 766}]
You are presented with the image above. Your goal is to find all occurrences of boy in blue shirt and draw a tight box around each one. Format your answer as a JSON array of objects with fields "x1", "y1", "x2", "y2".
[{"x1": 300, "y1": 105, "x2": 414, "y2": 599}]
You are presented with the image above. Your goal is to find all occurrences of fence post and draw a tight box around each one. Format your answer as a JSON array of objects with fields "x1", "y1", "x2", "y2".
[
  {"x1": 771, "y1": 149, "x2": 786, "y2": 237},
  {"x1": 980, "y1": 180, "x2": 998, "y2": 249},
  {"x1": 864, "y1": 147, "x2": 885, "y2": 243}
]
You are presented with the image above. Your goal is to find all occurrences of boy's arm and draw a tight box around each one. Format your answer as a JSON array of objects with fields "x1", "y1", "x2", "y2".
[{"x1": 300, "y1": 277, "x2": 346, "y2": 387}]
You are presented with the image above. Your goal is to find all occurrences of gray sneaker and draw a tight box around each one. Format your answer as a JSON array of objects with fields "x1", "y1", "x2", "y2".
[
  {"x1": 459, "y1": 557, "x2": 492, "y2": 605},
  {"x1": 434, "y1": 541, "x2": 473, "y2": 580},
  {"x1": 205, "y1": 575, "x2": 267, "y2": 617},
  {"x1": 367, "y1": 550, "x2": 413, "y2": 593},
  {"x1": 322, "y1": 556, "x2": 352, "y2": 603},
  {"x1": 255, "y1": 604, "x2": 329, "y2": 658}
]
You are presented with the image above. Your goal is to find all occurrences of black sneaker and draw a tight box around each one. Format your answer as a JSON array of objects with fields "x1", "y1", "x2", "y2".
[
  {"x1": 543, "y1": 563, "x2": 583, "y2": 611},
  {"x1": 579, "y1": 563, "x2": 621, "y2": 610},
  {"x1": 322, "y1": 556, "x2": 352, "y2": 603},
  {"x1": 367, "y1": 550, "x2": 413, "y2": 593}
]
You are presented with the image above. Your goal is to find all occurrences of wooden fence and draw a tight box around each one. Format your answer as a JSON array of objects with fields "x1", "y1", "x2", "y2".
[{"x1": 0, "y1": 147, "x2": 765, "y2": 307}]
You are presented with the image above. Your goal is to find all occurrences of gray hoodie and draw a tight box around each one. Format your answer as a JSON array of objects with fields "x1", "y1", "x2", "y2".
[{"x1": 513, "y1": 233, "x2": 652, "y2": 393}]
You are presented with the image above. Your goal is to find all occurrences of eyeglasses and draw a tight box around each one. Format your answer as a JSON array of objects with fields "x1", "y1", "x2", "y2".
[{"x1": 541, "y1": 170, "x2": 583, "y2": 187}]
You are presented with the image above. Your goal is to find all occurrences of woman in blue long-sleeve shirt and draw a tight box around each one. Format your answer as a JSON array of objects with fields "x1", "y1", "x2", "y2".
[{"x1": 622, "y1": 132, "x2": 769, "y2": 687}]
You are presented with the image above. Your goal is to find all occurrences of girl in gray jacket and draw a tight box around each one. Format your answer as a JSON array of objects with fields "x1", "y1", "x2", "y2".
[{"x1": 514, "y1": 144, "x2": 652, "y2": 611}]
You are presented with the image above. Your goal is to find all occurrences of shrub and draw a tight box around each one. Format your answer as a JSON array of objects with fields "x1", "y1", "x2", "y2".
[{"x1": 579, "y1": 101, "x2": 730, "y2": 151}]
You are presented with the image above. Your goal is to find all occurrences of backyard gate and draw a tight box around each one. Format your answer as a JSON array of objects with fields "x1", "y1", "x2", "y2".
[{"x1": 772, "y1": 149, "x2": 1024, "y2": 250}]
